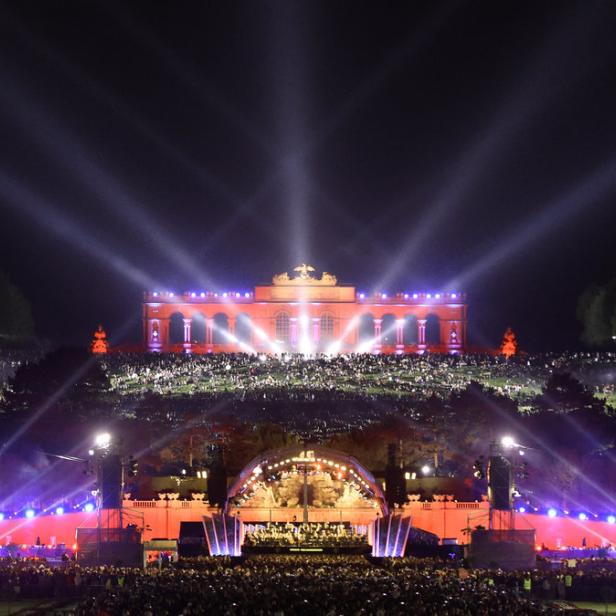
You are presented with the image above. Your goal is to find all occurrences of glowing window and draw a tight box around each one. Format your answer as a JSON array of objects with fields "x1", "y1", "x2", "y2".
[
  {"x1": 275, "y1": 313, "x2": 290, "y2": 342},
  {"x1": 320, "y1": 314, "x2": 334, "y2": 341}
]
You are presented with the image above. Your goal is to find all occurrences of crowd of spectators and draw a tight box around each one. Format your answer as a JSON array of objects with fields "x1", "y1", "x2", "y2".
[
  {"x1": 1, "y1": 555, "x2": 615, "y2": 615},
  {"x1": 101, "y1": 351, "x2": 616, "y2": 404},
  {"x1": 242, "y1": 522, "x2": 368, "y2": 548}
]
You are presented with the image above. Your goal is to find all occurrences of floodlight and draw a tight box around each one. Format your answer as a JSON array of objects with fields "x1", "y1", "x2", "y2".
[
  {"x1": 94, "y1": 432, "x2": 111, "y2": 448},
  {"x1": 501, "y1": 435, "x2": 515, "y2": 449}
]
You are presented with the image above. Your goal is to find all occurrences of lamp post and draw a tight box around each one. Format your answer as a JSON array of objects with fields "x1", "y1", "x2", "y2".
[{"x1": 92, "y1": 432, "x2": 112, "y2": 560}]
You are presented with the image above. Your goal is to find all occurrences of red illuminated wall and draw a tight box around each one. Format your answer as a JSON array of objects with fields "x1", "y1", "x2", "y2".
[
  {"x1": 404, "y1": 502, "x2": 616, "y2": 548},
  {"x1": 4, "y1": 501, "x2": 615, "y2": 551},
  {"x1": 143, "y1": 285, "x2": 467, "y2": 355},
  {"x1": 0, "y1": 511, "x2": 98, "y2": 547}
]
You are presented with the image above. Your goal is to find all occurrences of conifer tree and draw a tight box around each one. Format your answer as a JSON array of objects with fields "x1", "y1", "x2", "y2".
[{"x1": 500, "y1": 327, "x2": 517, "y2": 358}]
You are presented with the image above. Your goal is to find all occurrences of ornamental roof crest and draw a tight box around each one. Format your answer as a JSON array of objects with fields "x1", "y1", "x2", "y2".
[{"x1": 272, "y1": 264, "x2": 338, "y2": 286}]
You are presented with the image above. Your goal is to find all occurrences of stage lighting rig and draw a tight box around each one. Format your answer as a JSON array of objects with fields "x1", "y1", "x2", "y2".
[
  {"x1": 473, "y1": 456, "x2": 486, "y2": 479},
  {"x1": 127, "y1": 456, "x2": 139, "y2": 477}
]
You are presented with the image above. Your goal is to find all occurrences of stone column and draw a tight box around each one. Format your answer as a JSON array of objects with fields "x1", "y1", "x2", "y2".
[
  {"x1": 206, "y1": 318, "x2": 214, "y2": 346},
  {"x1": 183, "y1": 318, "x2": 192, "y2": 353},
  {"x1": 373, "y1": 318, "x2": 382, "y2": 352},
  {"x1": 312, "y1": 317, "x2": 320, "y2": 345},
  {"x1": 417, "y1": 319, "x2": 427, "y2": 351},
  {"x1": 395, "y1": 318, "x2": 405, "y2": 353},
  {"x1": 289, "y1": 317, "x2": 298, "y2": 349}
]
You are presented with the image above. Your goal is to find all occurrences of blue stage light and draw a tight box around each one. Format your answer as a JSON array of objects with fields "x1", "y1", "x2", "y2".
[
  {"x1": 84, "y1": 503, "x2": 95, "y2": 513},
  {"x1": 25, "y1": 509, "x2": 35, "y2": 519},
  {"x1": 547, "y1": 508, "x2": 557, "y2": 518},
  {"x1": 608, "y1": 515, "x2": 616, "y2": 525},
  {"x1": 55, "y1": 506, "x2": 64, "y2": 516}
]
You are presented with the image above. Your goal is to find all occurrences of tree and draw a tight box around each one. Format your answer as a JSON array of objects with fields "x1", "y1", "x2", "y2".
[
  {"x1": 535, "y1": 372, "x2": 599, "y2": 413},
  {"x1": 0, "y1": 271, "x2": 34, "y2": 345},
  {"x1": 577, "y1": 279, "x2": 616, "y2": 347},
  {"x1": 500, "y1": 327, "x2": 518, "y2": 357},
  {"x1": 90, "y1": 325, "x2": 109, "y2": 354},
  {"x1": 2, "y1": 347, "x2": 110, "y2": 419}
]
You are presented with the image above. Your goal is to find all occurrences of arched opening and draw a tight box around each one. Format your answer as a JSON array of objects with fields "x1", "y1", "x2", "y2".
[
  {"x1": 236, "y1": 313, "x2": 252, "y2": 344},
  {"x1": 212, "y1": 313, "x2": 229, "y2": 344},
  {"x1": 275, "y1": 312, "x2": 290, "y2": 344},
  {"x1": 358, "y1": 313, "x2": 374, "y2": 343},
  {"x1": 169, "y1": 312, "x2": 185, "y2": 345},
  {"x1": 320, "y1": 313, "x2": 334, "y2": 342},
  {"x1": 403, "y1": 315, "x2": 418, "y2": 345},
  {"x1": 191, "y1": 312, "x2": 206, "y2": 344},
  {"x1": 380, "y1": 314, "x2": 396, "y2": 346},
  {"x1": 425, "y1": 313, "x2": 440, "y2": 345},
  {"x1": 226, "y1": 446, "x2": 388, "y2": 517}
]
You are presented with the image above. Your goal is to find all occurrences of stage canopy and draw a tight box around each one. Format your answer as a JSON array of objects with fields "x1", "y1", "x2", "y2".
[{"x1": 226, "y1": 445, "x2": 388, "y2": 516}]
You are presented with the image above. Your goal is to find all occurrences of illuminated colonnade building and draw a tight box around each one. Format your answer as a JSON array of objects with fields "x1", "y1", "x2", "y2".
[{"x1": 143, "y1": 265, "x2": 467, "y2": 354}]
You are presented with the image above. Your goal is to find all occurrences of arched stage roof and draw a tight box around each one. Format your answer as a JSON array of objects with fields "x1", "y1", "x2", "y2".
[{"x1": 226, "y1": 445, "x2": 388, "y2": 516}]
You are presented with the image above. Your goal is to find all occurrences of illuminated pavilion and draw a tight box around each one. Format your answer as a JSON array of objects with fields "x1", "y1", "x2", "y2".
[{"x1": 143, "y1": 265, "x2": 467, "y2": 354}]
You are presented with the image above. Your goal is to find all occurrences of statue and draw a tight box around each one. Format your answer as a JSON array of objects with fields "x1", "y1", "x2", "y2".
[
  {"x1": 449, "y1": 322, "x2": 458, "y2": 344},
  {"x1": 320, "y1": 271, "x2": 337, "y2": 285},
  {"x1": 500, "y1": 327, "x2": 518, "y2": 358},
  {"x1": 294, "y1": 263, "x2": 315, "y2": 279},
  {"x1": 90, "y1": 324, "x2": 109, "y2": 354},
  {"x1": 271, "y1": 271, "x2": 290, "y2": 284},
  {"x1": 272, "y1": 265, "x2": 338, "y2": 286}
]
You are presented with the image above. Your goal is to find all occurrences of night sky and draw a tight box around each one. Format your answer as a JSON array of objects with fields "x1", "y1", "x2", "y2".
[{"x1": 0, "y1": 0, "x2": 615, "y2": 351}]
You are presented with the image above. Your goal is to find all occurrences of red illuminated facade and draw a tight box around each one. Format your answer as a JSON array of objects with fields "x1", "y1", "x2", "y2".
[{"x1": 143, "y1": 266, "x2": 468, "y2": 354}]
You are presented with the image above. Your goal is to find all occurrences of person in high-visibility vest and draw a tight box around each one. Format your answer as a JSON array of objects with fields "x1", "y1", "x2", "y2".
[
  {"x1": 523, "y1": 574, "x2": 532, "y2": 593},
  {"x1": 565, "y1": 573, "x2": 573, "y2": 597}
]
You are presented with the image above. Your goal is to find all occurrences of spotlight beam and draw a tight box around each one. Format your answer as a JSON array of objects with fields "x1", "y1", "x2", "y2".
[
  {"x1": 375, "y1": 6, "x2": 604, "y2": 292},
  {"x1": 0, "y1": 479, "x2": 94, "y2": 543},
  {"x1": 446, "y1": 160, "x2": 616, "y2": 290},
  {"x1": 132, "y1": 397, "x2": 232, "y2": 460},
  {"x1": 195, "y1": 2, "x2": 462, "y2": 255},
  {"x1": 4, "y1": 10, "x2": 299, "y2": 260},
  {"x1": 0, "y1": 171, "x2": 161, "y2": 290},
  {"x1": 477, "y1": 392, "x2": 616, "y2": 510},
  {"x1": 100, "y1": 1, "x2": 278, "y2": 158},
  {"x1": 0, "y1": 314, "x2": 137, "y2": 457},
  {"x1": 1, "y1": 9, "x2": 244, "y2": 213},
  {"x1": 355, "y1": 320, "x2": 399, "y2": 354},
  {"x1": 0, "y1": 71, "x2": 220, "y2": 291},
  {"x1": 326, "y1": 316, "x2": 360, "y2": 355},
  {"x1": 1, "y1": 438, "x2": 97, "y2": 511}
]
